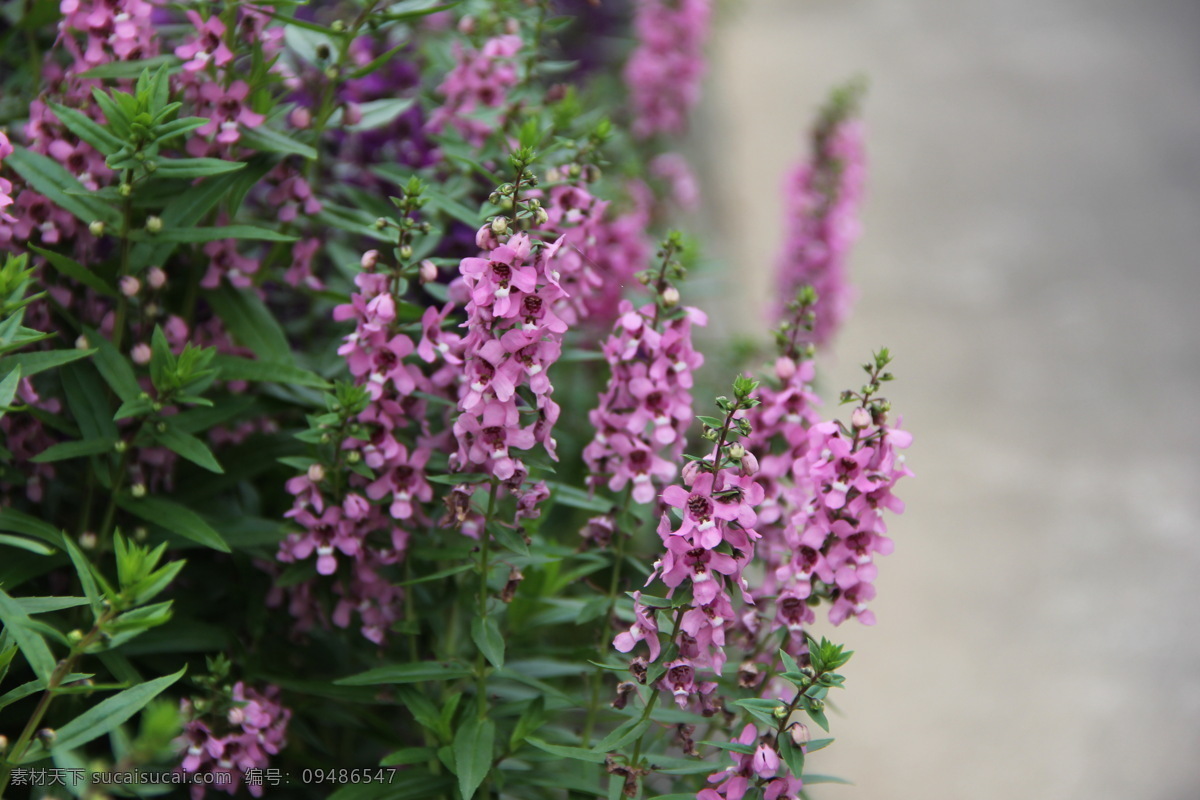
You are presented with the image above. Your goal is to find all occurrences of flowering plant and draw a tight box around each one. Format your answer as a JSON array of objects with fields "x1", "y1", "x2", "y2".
[{"x1": 0, "y1": 1, "x2": 910, "y2": 799}]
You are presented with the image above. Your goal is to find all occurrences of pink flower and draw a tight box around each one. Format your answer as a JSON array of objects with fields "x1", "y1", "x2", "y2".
[{"x1": 176, "y1": 11, "x2": 234, "y2": 72}]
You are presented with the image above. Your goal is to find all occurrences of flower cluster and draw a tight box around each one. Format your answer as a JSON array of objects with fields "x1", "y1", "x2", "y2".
[
  {"x1": 776, "y1": 85, "x2": 867, "y2": 345},
  {"x1": 614, "y1": 378, "x2": 763, "y2": 709},
  {"x1": 430, "y1": 32, "x2": 523, "y2": 145},
  {"x1": 179, "y1": 682, "x2": 291, "y2": 798},
  {"x1": 624, "y1": 0, "x2": 712, "y2": 138},
  {"x1": 584, "y1": 236, "x2": 706, "y2": 503}
]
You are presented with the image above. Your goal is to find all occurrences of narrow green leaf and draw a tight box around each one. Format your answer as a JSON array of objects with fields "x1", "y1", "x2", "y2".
[
  {"x1": 335, "y1": 661, "x2": 473, "y2": 686},
  {"x1": 593, "y1": 717, "x2": 650, "y2": 753},
  {"x1": 76, "y1": 55, "x2": 181, "y2": 80},
  {"x1": 347, "y1": 98, "x2": 416, "y2": 132},
  {"x1": 115, "y1": 495, "x2": 230, "y2": 553},
  {"x1": 153, "y1": 427, "x2": 223, "y2": 474},
  {"x1": 4, "y1": 147, "x2": 121, "y2": 227},
  {"x1": 207, "y1": 286, "x2": 293, "y2": 364},
  {"x1": 31, "y1": 438, "x2": 115, "y2": 463},
  {"x1": 63, "y1": 537, "x2": 103, "y2": 615},
  {"x1": 800, "y1": 774, "x2": 854, "y2": 786},
  {"x1": 452, "y1": 714, "x2": 494, "y2": 800},
  {"x1": 381, "y1": 746, "x2": 435, "y2": 766},
  {"x1": 0, "y1": 508, "x2": 63, "y2": 547},
  {"x1": 49, "y1": 666, "x2": 185, "y2": 754},
  {"x1": 0, "y1": 348, "x2": 94, "y2": 379},
  {"x1": 30, "y1": 245, "x2": 117, "y2": 297},
  {"x1": 133, "y1": 225, "x2": 297, "y2": 243},
  {"x1": 48, "y1": 104, "x2": 124, "y2": 155},
  {"x1": 61, "y1": 363, "x2": 118, "y2": 441},
  {"x1": 0, "y1": 365, "x2": 21, "y2": 422},
  {"x1": 238, "y1": 124, "x2": 318, "y2": 160},
  {"x1": 779, "y1": 733, "x2": 806, "y2": 780},
  {"x1": 524, "y1": 737, "x2": 606, "y2": 764},
  {"x1": 0, "y1": 587, "x2": 57, "y2": 682},
  {"x1": 470, "y1": 616, "x2": 504, "y2": 669},
  {"x1": 0, "y1": 534, "x2": 56, "y2": 556},
  {"x1": 84, "y1": 327, "x2": 140, "y2": 402},
  {"x1": 150, "y1": 158, "x2": 246, "y2": 179},
  {"x1": 16, "y1": 597, "x2": 89, "y2": 615},
  {"x1": 212, "y1": 355, "x2": 329, "y2": 389},
  {"x1": 547, "y1": 482, "x2": 613, "y2": 513}
]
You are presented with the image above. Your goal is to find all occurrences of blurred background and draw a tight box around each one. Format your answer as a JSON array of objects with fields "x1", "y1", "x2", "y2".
[{"x1": 693, "y1": 0, "x2": 1200, "y2": 797}]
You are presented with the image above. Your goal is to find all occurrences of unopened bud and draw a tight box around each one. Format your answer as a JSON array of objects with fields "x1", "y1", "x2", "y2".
[
  {"x1": 457, "y1": 15, "x2": 475, "y2": 34},
  {"x1": 343, "y1": 102, "x2": 362, "y2": 125},
  {"x1": 79, "y1": 531, "x2": 98, "y2": 550},
  {"x1": 361, "y1": 250, "x2": 380, "y2": 270},
  {"x1": 307, "y1": 463, "x2": 326, "y2": 483},
  {"x1": 88, "y1": 221, "x2": 105, "y2": 237},
  {"x1": 119, "y1": 275, "x2": 140, "y2": 297},
  {"x1": 227, "y1": 706, "x2": 245, "y2": 725},
  {"x1": 147, "y1": 266, "x2": 167, "y2": 290},
  {"x1": 741, "y1": 451, "x2": 760, "y2": 475},
  {"x1": 130, "y1": 483, "x2": 147, "y2": 499},
  {"x1": 155, "y1": 421, "x2": 167, "y2": 433},
  {"x1": 144, "y1": 215, "x2": 163, "y2": 234},
  {"x1": 505, "y1": 18, "x2": 519, "y2": 34},
  {"x1": 75, "y1": 335, "x2": 90, "y2": 350},
  {"x1": 399, "y1": 244, "x2": 413, "y2": 261},
  {"x1": 775, "y1": 356, "x2": 797, "y2": 381},
  {"x1": 419, "y1": 260, "x2": 438, "y2": 284},
  {"x1": 134, "y1": 526, "x2": 148, "y2": 541},
  {"x1": 330, "y1": 19, "x2": 346, "y2": 32},
  {"x1": 36, "y1": 728, "x2": 56, "y2": 745},
  {"x1": 490, "y1": 216, "x2": 508, "y2": 235},
  {"x1": 0, "y1": 735, "x2": 7, "y2": 753},
  {"x1": 772, "y1": 704, "x2": 789, "y2": 720},
  {"x1": 346, "y1": 450, "x2": 361, "y2": 464},
  {"x1": 113, "y1": 440, "x2": 128, "y2": 454},
  {"x1": 118, "y1": 183, "x2": 132, "y2": 197},
  {"x1": 131, "y1": 343, "x2": 152, "y2": 365},
  {"x1": 324, "y1": 66, "x2": 338, "y2": 80},
  {"x1": 661, "y1": 285, "x2": 680, "y2": 307},
  {"x1": 533, "y1": 206, "x2": 549, "y2": 226},
  {"x1": 788, "y1": 722, "x2": 811, "y2": 746},
  {"x1": 289, "y1": 106, "x2": 311, "y2": 129},
  {"x1": 851, "y1": 407, "x2": 871, "y2": 429},
  {"x1": 67, "y1": 629, "x2": 85, "y2": 645},
  {"x1": 728, "y1": 443, "x2": 746, "y2": 461}
]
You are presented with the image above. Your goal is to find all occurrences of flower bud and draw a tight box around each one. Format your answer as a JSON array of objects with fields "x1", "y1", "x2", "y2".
[
  {"x1": 399, "y1": 244, "x2": 413, "y2": 261},
  {"x1": 419, "y1": 260, "x2": 438, "y2": 284},
  {"x1": 307, "y1": 463, "x2": 326, "y2": 483},
  {"x1": 75, "y1": 335, "x2": 90, "y2": 350},
  {"x1": 0, "y1": 735, "x2": 7, "y2": 753},
  {"x1": 851, "y1": 407, "x2": 871, "y2": 429},
  {"x1": 772, "y1": 704, "x2": 789, "y2": 720},
  {"x1": 505, "y1": 18, "x2": 519, "y2": 34},
  {"x1": 131, "y1": 483, "x2": 147, "y2": 499},
  {"x1": 741, "y1": 451, "x2": 760, "y2": 475},
  {"x1": 118, "y1": 183, "x2": 132, "y2": 197},
  {"x1": 661, "y1": 285, "x2": 680, "y2": 307},
  {"x1": 67, "y1": 629, "x2": 85, "y2": 645},
  {"x1": 147, "y1": 266, "x2": 167, "y2": 290},
  {"x1": 728, "y1": 443, "x2": 745, "y2": 462},
  {"x1": 775, "y1": 356, "x2": 797, "y2": 381},
  {"x1": 457, "y1": 15, "x2": 475, "y2": 33},
  {"x1": 533, "y1": 206, "x2": 549, "y2": 226},
  {"x1": 361, "y1": 250, "x2": 379, "y2": 270},
  {"x1": 346, "y1": 450, "x2": 361, "y2": 464},
  {"x1": 290, "y1": 106, "x2": 312, "y2": 129},
  {"x1": 490, "y1": 216, "x2": 508, "y2": 235},
  {"x1": 79, "y1": 531, "x2": 98, "y2": 550},
  {"x1": 119, "y1": 275, "x2": 140, "y2": 297},
  {"x1": 330, "y1": 19, "x2": 346, "y2": 32},
  {"x1": 228, "y1": 706, "x2": 245, "y2": 725},
  {"x1": 134, "y1": 526, "x2": 148, "y2": 541},
  {"x1": 36, "y1": 728, "x2": 55, "y2": 745},
  {"x1": 114, "y1": 441, "x2": 128, "y2": 454},
  {"x1": 343, "y1": 102, "x2": 362, "y2": 125},
  {"x1": 144, "y1": 215, "x2": 163, "y2": 234},
  {"x1": 788, "y1": 722, "x2": 811, "y2": 747},
  {"x1": 131, "y1": 343, "x2": 151, "y2": 365},
  {"x1": 88, "y1": 221, "x2": 105, "y2": 237}
]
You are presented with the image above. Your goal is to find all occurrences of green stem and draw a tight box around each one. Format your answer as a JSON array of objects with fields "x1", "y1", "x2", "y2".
[
  {"x1": 0, "y1": 607, "x2": 116, "y2": 795},
  {"x1": 475, "y1": 478, "x2": 500, "y2": 721}
]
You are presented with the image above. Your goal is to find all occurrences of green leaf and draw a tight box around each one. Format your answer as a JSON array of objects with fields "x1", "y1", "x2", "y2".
[
  {"x1": 206, "y1": 285, "x2": 293, "y2": 364},
  {"x1": 347, "y1": 98, "x2": 417, "y2": 132},
  {"x1": 30, "y1": 245, "x2": 118, "y2": 297},
  {"x1": 153, "y1": 427, "x2": 223, "y2": 474},
  {"x1": 470, "y1": 616, "x2": 504, "y2": 669},
  {"x1": 115, "y1": 495, "x2": 230, "y2": 552},
  {"x1": 4, "y1": 147, "x2": 121, "y2": 228},
  {"x1": 48, "y1": 103, "x2": 124, "y2": 155},
  {"x1": 0, "y1": 534, "x2": 56, "y2": 556},
  {"x1": 61, "y1": 363, "x2": 118, "y2": 441},
  {"x1": 238, "y1": 124, "x2": 318, "y2": 160},
  {"x1": 0, "y1": 587, "x2": 57, "y2": 681},
  {"x1": 0, "y1": 364, "x2": 21, "y2": 422},
  {"x1": 547, "y1": 482, "x2": 613, "y2": 513},
  {"x1": 335, "y1": 661, "x2": 474, "y2": 686},
  {"x1": 452, "y1": 714, "x2": 494, "y2": 800},
  {"x1": 800, "y1": 774, "x2": 854, "y2": 786},
  {"x1": 212, "y1": 355, "x2": 329, "y2": 389},
  {"x1": 48, "y1": 666, "x2": 185, "y2": 754},
  {"x1": 84, "y1": 327, "x2": 141, "y2": 402},
  {"x1": 509, "y1": 695, "x2": 546, "y2": 750},
  {"x1": 381, "y1": 747, "x2": 435, "y2": 766},
  {"x1": 133, "y1": 224, "x2": 296, "y2": 243},
  {"x1": 524, "y1": 737, "x2": 606, "y2": 764},
  {"x1": 593, "y1": 717, "x2": 650, "y2": 753},
  {"x1": 149, "y1": 158, "x2": 246, "y2": 179},
  {"x1": 0, "y1": 348, "x2": 94, "y2": 379},
  {"x1": 31, "y1": 438, "x2": 116, "y2": 464},
  {"x1": 0, "y1": 507, "x2": 64, "y2": 547},
  {"x1": 16, "y1": 597, "x2": 89, "y2": 615},
  {"x1": 779, "y1": 733, "x2": 805, "y2": 780},
  {"x1": 63, "y1": 537, "x2": 103, "y2": 615},
  {"x1": 76, "y1": 55, "x2": 181, "y2": 80}
]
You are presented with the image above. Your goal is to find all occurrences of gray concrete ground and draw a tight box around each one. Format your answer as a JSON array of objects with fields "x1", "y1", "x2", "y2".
[{"x1": 695, "y1": 0, "x2": 1200, "y2": 797}]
